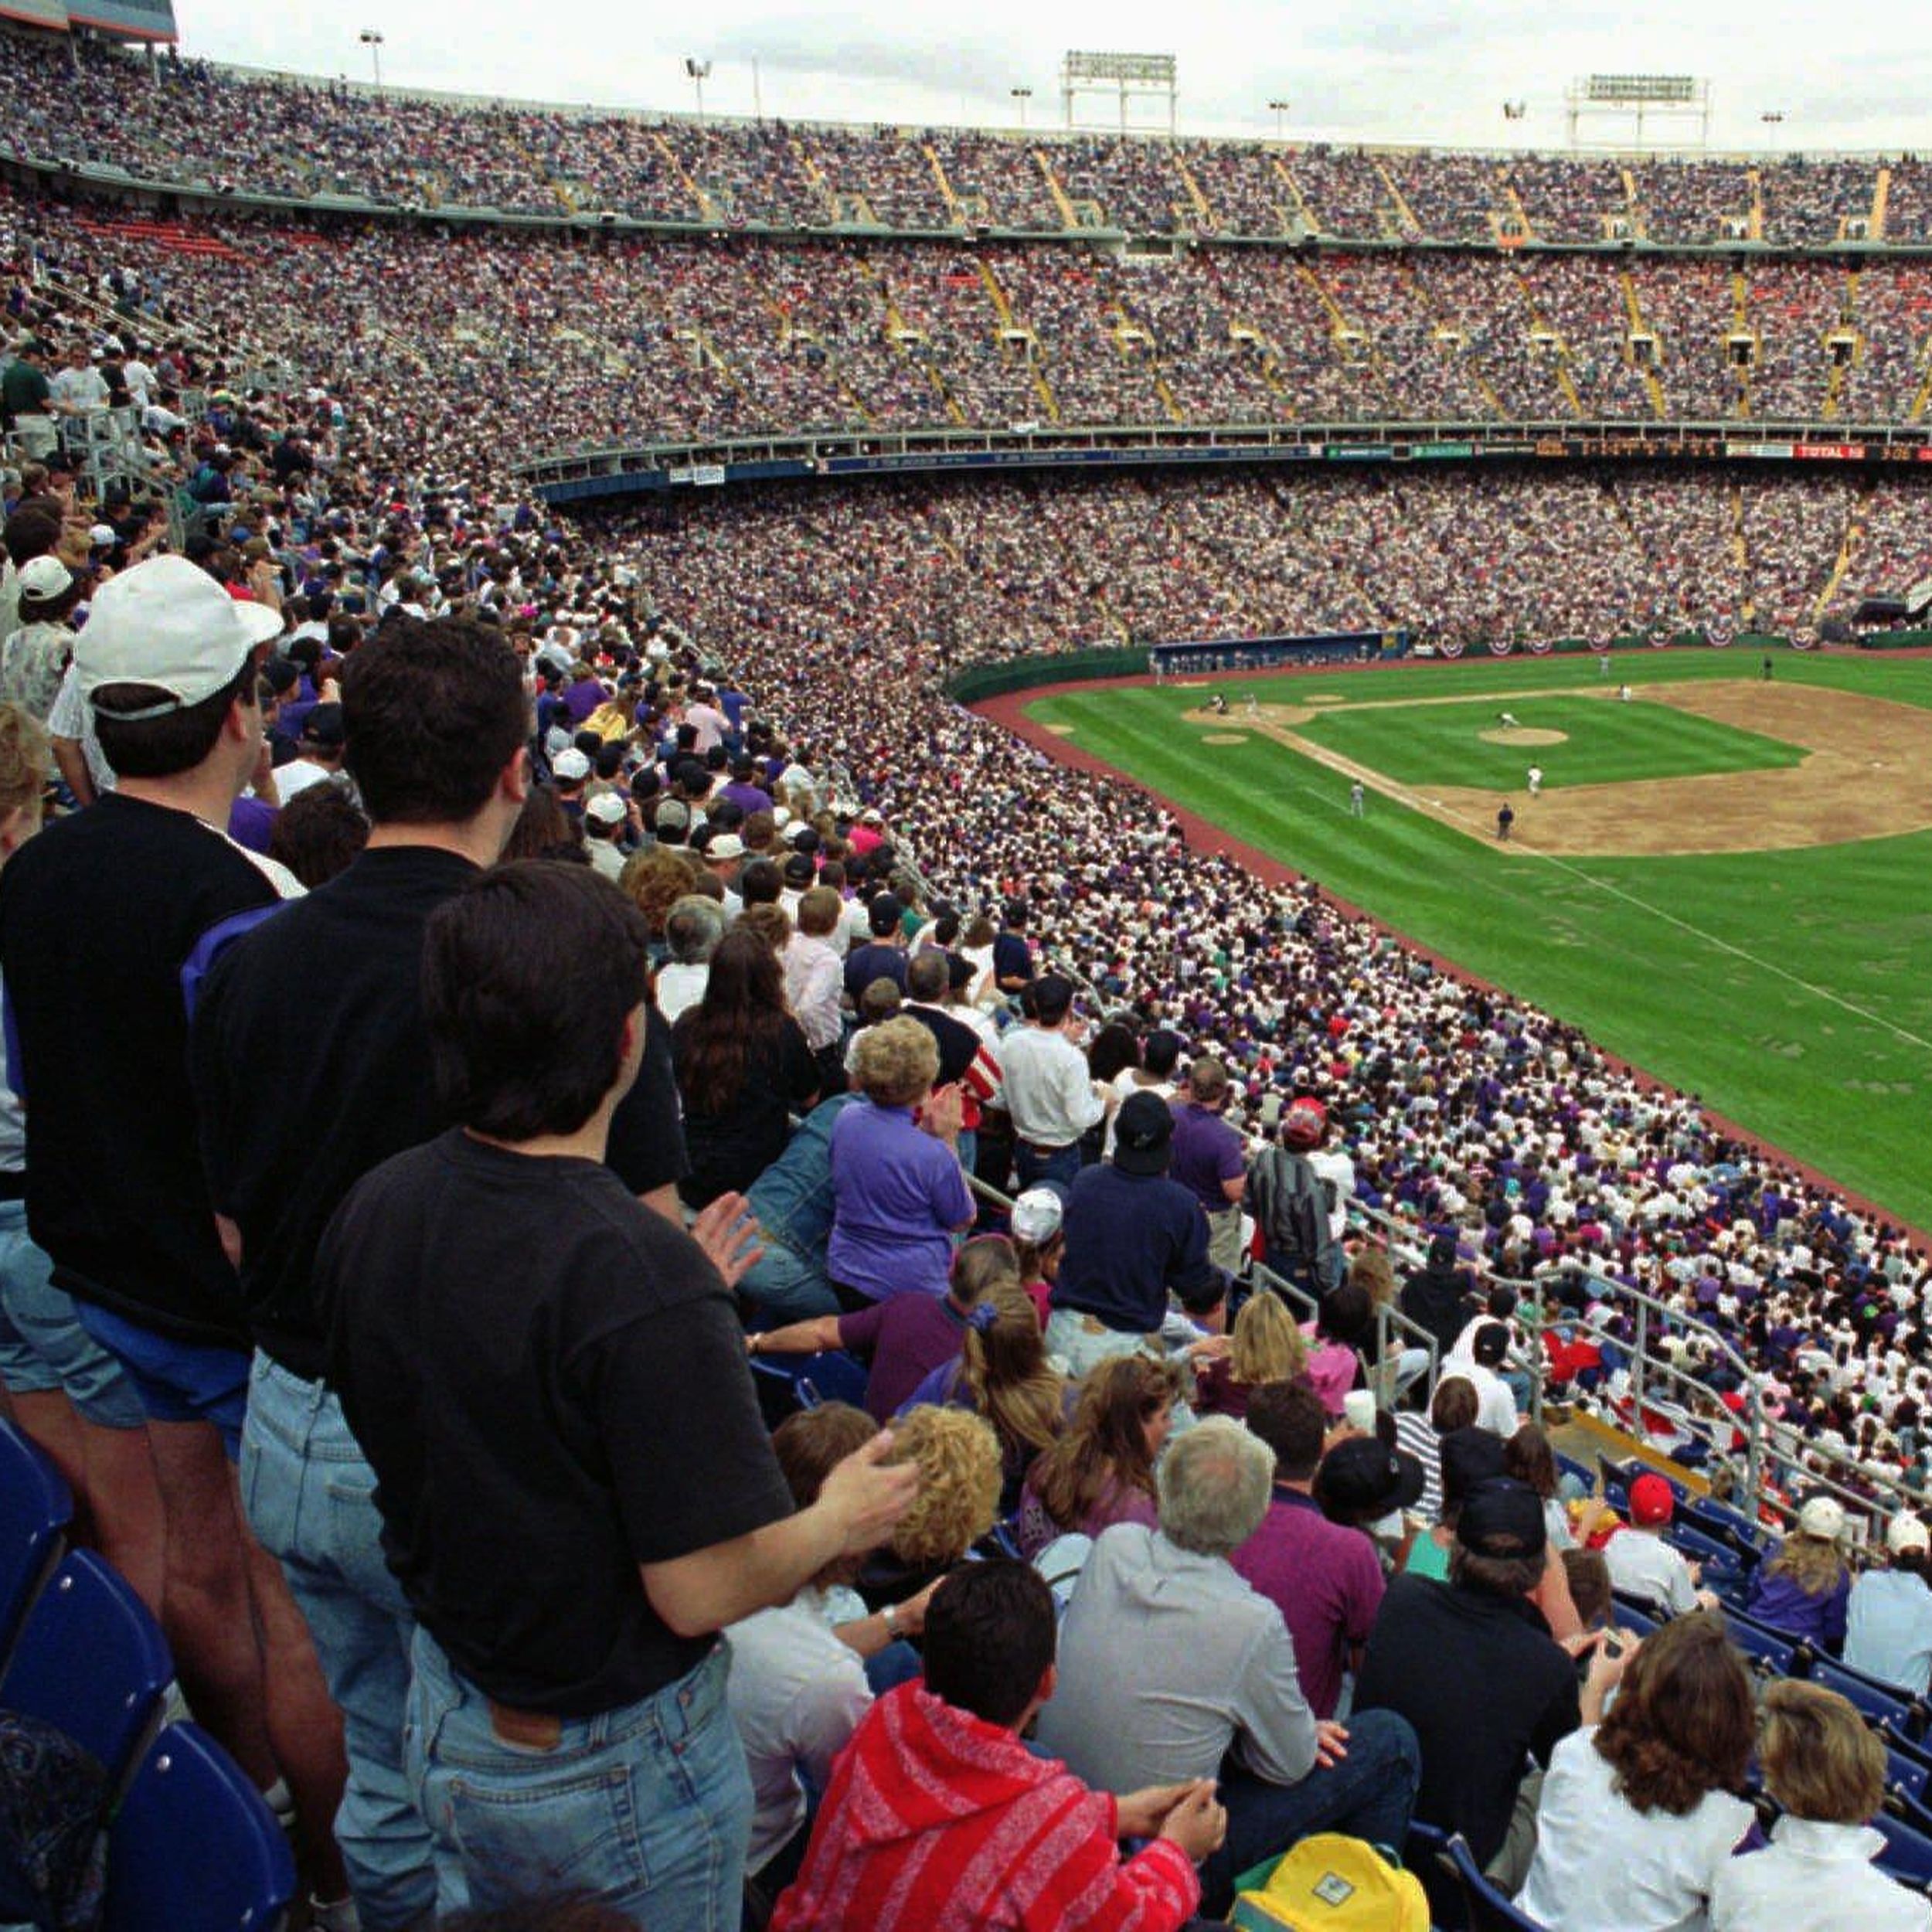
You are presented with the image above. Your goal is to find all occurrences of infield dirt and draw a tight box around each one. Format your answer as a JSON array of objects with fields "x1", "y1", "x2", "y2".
[{"x1": 1183, "y1": 680, "x2": 1920, "y2": 856}]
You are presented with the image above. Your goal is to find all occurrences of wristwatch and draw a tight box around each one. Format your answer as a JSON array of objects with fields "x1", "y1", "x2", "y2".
[{"x1": 883, "y1": 1603, "x2": 901, "y2": 1641}]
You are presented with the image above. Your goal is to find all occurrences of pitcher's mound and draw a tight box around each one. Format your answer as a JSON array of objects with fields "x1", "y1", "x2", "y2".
[
  {"x1": 1479, "y1": 727, "x2": 1568, "y2": 747},
  {"x1": 1202, "y1": 733, "x2": 1250, "y2": 745}
]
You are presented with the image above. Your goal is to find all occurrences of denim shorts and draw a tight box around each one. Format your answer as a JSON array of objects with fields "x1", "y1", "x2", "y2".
[
  {"x1": 71, "y1": 1299, "x2": 250, "y2": 1458},
  {"x1": 0, "y1": 1202, "x2": 145, "y2": 1430}
]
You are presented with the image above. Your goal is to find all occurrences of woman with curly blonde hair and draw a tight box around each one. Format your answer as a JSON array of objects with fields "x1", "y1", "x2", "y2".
[
  {"x1": 1013, "y1": 1354, "x2": 1182, "y2": 1559},
  {"x1": 1196, "y1": 1291, "x2": 1308, "y2": 1421},
  {"x1": 1519, "y1": 1611, "x2": 1755, "y2": 1929},
  {"x1": 882, "y1": 1406, "x2": 1004, "y2": 1571}
]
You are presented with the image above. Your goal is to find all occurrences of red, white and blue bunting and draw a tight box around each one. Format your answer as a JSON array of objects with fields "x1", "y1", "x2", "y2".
[
  {"x1": 1488, "y1": 637, "x2": 1513, "y2": 657},
  {"x1": 1439, "y1": 638, "x2": 1465, "y2": 658},
  {"x1": 1706, "y1": 618, "x2": 1733, "y2": 648}
]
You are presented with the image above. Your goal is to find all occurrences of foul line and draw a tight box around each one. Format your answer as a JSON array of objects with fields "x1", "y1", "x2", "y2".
[
  {"x1": 1419, "y1": 789, "x2": 1932, "y2": 1059},
  {"x1": 1229, "y1": 706, "x2": 1932, "y2": 1060}
]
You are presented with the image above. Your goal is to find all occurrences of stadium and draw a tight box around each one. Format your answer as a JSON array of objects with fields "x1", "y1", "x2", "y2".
[{"x1": 4, "y1": 5, "x2": 1932, "y2": 1927}]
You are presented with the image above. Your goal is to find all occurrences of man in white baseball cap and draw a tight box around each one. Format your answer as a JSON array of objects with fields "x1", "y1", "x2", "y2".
[
  {"x1": 1845, "y1": 1512, "x2": 1932, "y2": 1695},
  {"x1": 0, "y1": 551, "x2": 347, "y2": 1900},
  {"x1": 76, "y1": 552, "x2": 286, "y2": 718}
]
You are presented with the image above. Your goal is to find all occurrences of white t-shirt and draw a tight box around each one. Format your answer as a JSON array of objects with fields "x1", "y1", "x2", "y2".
[
  {"x1": 273, "y1": 758, "x2": 341, "y2": 804},
  {"x1": 655, "y1": 960, "x2": 709, "y2": 1025},
  {"x1": 724, "y1": 1600, "x2": 870, "y2": 1875},
  {"x1": 1603, "y1": 1527, "x2": 1699, "y2": 1617},
  {"x1": 1517, "y1": 1725, "x2": 1753, "y2": 1932}
]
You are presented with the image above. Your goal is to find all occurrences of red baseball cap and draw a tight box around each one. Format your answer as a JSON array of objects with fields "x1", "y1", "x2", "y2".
[{"x1": 1628, "y1": 1473, "x2": 1676, "y2": 1527}]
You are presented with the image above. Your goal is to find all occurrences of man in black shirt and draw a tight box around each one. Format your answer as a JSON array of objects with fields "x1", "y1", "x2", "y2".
[
  {"x1": 0, "y1": 555, "x2": 349, "y2": 1901},
  {"x1": 192, "y1": 617, "x2": 699, "y2": 1930},
  {"x1": 1353, "y1": 1476, "x2": 1626, "y2": 1876},
  {"x1": 320, "y1": 861, "x2": 916, "y2": 1925}
]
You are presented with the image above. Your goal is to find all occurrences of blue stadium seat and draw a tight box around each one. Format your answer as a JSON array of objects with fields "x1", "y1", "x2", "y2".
[
  {"x1": 1677, "y1": 1500, "x2": 1766, "y2": 1566},
  {"x1": 1808, "y1": 1653, "x2": 1919, "y2": 1736},
  {"x1": 1880, "y1": 1721, "x2": 1932, "y2": 1778},
  {"x1": 103, "y1": 1722, "x2": 295, "y2": 1932},
  {"x1": 750, "y1": 1349, "x2": 869, "y2": 1423},
  {"x1": 0, "y1": 1547, "x2": 172, "y2": 1804},
  {"x1": 0, "y1": 1417, "x2": 72, "y2": 1670},
  {"x1": 1403, "y1": 1818, "x2": 1466, "y2": 1931},
  {"x1": 1723, "y1": 1607, "x2": 1799, "y2": 1678},
  {"x1": 1887, "y1": 1747, "x2": 1931, "y2": 1810},
  {"x1": 1444, "y1": 1832, "x2": 1550, "y2": 1930},
  {"x1": 1872, "y1": 1809, "x2": 1932, "y2": 1891},
  {"x1": 1610, "y1": 1597, "x2": 1660, "y2": 1641},
  {"x1": 1665, "y1": 1522, "x2": 1745, "y2": 1578}
]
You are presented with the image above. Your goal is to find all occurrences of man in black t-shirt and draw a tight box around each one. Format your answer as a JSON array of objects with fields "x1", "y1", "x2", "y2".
[
  {"x1": 1353, "y1": 1477, "x2": 1627, "y2": 1878},
  {"x1": 319, "y1": 862, "x2": 917, "y2": 1924},
  {"x1": 0, "y1": 555, "x2": 353, "y2": 1908}
]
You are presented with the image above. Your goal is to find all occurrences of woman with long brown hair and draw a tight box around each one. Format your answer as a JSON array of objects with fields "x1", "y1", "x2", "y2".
[
  {"x1": 903, "y1": 1277, "x2": 1071, "y2": 1512},
  {"x1": 672, "y1": 924, "x2": 819, "y2": 1209},
  {"x1": 1013, "y1": 1354, "x2": 1182, "y2": 1558},
  {"x1": 1517, "y1": 1611, "x2": 1756, "y2": 1929},
  {"x1": 1747, "y1": 1495, "x2": 1855, "y2": 1650}
]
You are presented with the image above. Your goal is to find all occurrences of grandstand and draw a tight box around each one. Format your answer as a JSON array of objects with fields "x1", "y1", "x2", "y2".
[{"x1": 7, "y1": 22, "x2": 1932, "y2": 1931}]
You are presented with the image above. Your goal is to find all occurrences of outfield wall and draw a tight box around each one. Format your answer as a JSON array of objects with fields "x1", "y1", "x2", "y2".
[{"x1": 944, "y1": 628, "x2": 1932, "y2": 704}]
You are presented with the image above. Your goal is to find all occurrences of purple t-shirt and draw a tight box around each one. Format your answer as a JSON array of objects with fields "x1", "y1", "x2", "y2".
[
  {"x1": 826, "y1": 1100, "x2": 974, "y2": 1303},
  {"x1": 1231, "y1": 1487, "x2": 1386, "y2": 1720},
  {"x1": 1167, "y1": 1101, "x2": 1246, "y2": 1216},
  {"x1": 837, "y1": 1294, "x2": 967, "y2": 1423}
]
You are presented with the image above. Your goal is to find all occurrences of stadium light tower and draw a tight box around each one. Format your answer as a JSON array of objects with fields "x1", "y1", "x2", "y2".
[
  {"x1": 358, "y1": 29, "x2": 384, "y2": 90},
  {"x1": 684, "y1": 57, "x2": 713, "y2": 126},
  {"x1": 1011, "y1": 86, "x2": 1033, "y2": 130},
  {"x1": 1267, "y1": 97, "x2": 1289, "y2": 140}
]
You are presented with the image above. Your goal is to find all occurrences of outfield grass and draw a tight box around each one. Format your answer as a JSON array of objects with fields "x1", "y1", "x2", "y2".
[
  {"x1": 1026, "y1": 651, "x2": 1932, "y2": 1227},
  {"x1": 1295, "y1": 695, "x2": 1804, "y2": 791}
]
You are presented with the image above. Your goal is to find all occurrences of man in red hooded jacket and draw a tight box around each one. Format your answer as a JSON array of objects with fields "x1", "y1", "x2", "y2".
[{"x1": 773, "y1": 1561, "x2": 1223, "y2": 1931}]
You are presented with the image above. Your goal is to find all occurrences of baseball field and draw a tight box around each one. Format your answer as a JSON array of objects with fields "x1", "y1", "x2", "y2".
[{"x1": 1018, "y1": 649, "x2": 1932, "y2": 1230}]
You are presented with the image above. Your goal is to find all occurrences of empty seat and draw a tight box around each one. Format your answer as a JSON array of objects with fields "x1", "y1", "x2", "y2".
[
  {"x1": 103, "y1": 1722, "x2": 295, "y2": 1932},
  {"x1": 0, "y1": 1417, "x2": 73, "y2": 1668},
  {"x1": 1444, "y1": 1832, "x2": 1550, "y2": 1930},
  {"x1": 0, "y1": 1547, "x2": 172, "y2": 1804}
]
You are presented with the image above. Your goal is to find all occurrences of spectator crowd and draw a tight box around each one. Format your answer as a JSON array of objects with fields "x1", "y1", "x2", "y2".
[{"x1": 4, "y1": 53, "x2": 1932, "y2": 1932}]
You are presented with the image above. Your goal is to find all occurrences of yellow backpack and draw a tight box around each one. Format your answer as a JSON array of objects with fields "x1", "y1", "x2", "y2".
[{"x1": 1230, "y1": 1833, "x2": 1430, "y2": 1932}]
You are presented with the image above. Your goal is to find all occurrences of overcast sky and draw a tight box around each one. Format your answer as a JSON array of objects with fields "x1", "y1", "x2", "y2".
[{"x1": 172, "y1": 2, "x2": 1932, "y2": 155}]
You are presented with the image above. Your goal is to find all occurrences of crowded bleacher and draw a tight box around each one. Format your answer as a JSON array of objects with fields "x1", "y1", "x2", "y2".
[{"x1": 5, "y1": 19, "x2": 1932, "y2": 1932}]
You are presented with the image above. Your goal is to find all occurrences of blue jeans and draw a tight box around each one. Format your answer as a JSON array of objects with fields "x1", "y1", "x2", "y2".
[
  {"x1": 1199, "y1": 1709, "x2": 1420, "y2": 1913},
  {"x1": 241, "y1": 1352, "x2": 458, "y2": 1930},
  {"x1": 0, "y1": 1202, "x2": 145, "y2": 1428},
  {"x1": 406, "y1": 1626, "x2": 753, "y2": 1930},
  {"x1": 1013, "y1": 1141, "x2": 1082, "y2": 1194},
  {"x1": 738, "y1": 1233, "x2": 840, "y2": 1323}
]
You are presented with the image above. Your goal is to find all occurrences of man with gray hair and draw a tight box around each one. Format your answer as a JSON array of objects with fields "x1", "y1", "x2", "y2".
[
  {"x1": 1036, "y1": 1417, "x2": 1419, "y2": 1915},
  {"x1": 656, "y1": 894, "x2": 724, "y2": 1023}
]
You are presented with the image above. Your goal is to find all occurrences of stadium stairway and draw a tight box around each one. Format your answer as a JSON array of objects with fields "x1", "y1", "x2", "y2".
[
  {"x1": 1545, "y1": 1404, "x2": 1721, "y2": 1506},
  {"x1": 1174, "y1": 153, "x2": 1216, "y2": 229},
  {"x1": 1030, "y1": 150, "x2": 1080, "y2": 231},
  {"x1": 1876, "y1": 165, "x2": 1894, "y2": 241},
  {"x1": 1273, "y1": 158, "x2": 1321, "y2": 234}
]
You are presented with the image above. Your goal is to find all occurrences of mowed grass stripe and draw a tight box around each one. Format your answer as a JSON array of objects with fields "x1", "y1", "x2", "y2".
[
  {"x1": 1298, "y1": 697, "x2": 1805, "y2": 791},
  {"x1": 1027, "y1": 657, "x2": 1932, "y2": 1227}
]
